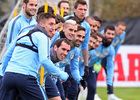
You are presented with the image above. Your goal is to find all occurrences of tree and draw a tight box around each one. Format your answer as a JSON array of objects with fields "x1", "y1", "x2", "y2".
[{"x1": 90, "y1": 0, "x2": 140, "y2": 21}]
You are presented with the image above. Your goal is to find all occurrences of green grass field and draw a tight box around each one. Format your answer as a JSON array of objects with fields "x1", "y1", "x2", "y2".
[{"x1": 79, "y1": 87, "x2": 140, "y2": 100}]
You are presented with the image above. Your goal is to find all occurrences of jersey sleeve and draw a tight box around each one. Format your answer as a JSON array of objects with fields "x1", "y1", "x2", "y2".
[
  {"x1": 80, "y1": 22, "x2": 90, "y2": 50},
  {"x1": 70, "y1": 48, "x2": 82, "y2": 84},
  {"x1": 36, "y1": 33, "x2": 69, "y2": 81},
  {"x1": 106, "y1": 46, "x2": 115, "y2": 86},
  {"x1": 6, "y1": 19, "x2": 21, "y2": 48},
  {"x1": 114, "y1": 31, "x2": 126, "y2": 56},
  {"x1": 1, "y1": 38, "x2": 18, "y2": 75}
]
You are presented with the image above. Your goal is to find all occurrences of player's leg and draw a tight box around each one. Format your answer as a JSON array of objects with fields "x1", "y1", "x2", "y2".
[
  {"x1": 56, "y1": 78, "x2": 65, "y2": 100},
  {"x1": 63, "y1": 64, "x2": 79, "y2": 100},
  {"x1": 101, "y1": 57, "x2": 122, "y2": 100},
  {"x1": 45, "y1": 75, "x2": 61, "y2": 100},
  {"x1": 17, "y1": 74, "x2": 47, "y2": 100},
  {"x1": 94, "y1": 62, "x2": 102, "y2": 100},
  {"x1": 86, "y1": 67, "x2": 96, "y2": 100},
  {"x1": 0, "y1": 72, "x2": 19, "y2": 100}
]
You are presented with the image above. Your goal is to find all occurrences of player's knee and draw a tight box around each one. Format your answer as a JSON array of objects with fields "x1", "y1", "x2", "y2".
[{"x1": 88, "y1": 84, "x2": 96, "y2": 92}]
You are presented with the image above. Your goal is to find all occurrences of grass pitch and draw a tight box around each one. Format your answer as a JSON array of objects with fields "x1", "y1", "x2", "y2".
[{"x1": 79, "y1": 87, "x2": 140, "y2": 100}]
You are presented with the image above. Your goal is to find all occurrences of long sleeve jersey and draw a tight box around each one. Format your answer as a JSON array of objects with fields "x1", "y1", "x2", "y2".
[
  {"x1": 100, "y1": 29, "x2": 126, "y2": 56},
  {"x1": 3, "y1": 24, "x2": 69, "y2": 81},
  {"x1": 64, "y1": 14, "x2": 90, "y2": 50},
  {"x1": 6, "y1": 13, "x2": 37, "y2": 48},
  {"x1": 51, "y1": 30, "x2": 82, "y2": 84},
  {"x1": 79, "y1": 43, "x2": 115, "y2": 85}
]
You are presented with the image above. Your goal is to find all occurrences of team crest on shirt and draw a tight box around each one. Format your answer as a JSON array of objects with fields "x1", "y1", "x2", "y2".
[
  {"x1": 80, "y1": 56, "x2": 84, "y2": 62},
  {"x1": 88, "y1": 55, "x2": 91, "y2": 58},
  {"x1": 116, "y1": 39, "x2": 120, "y2": 44},
  {"x1": 121, "y1": 39, "x2": 125, "y2": 43},
  {"x1": 104, "y1": 50, "x2": 109, "y2": 55},
  {"x1": 78, "y1": 56, "x2": 80, "y2": 61},
  {"x1": 70, "y1": 53, "x2": 74, "y2": 59}
]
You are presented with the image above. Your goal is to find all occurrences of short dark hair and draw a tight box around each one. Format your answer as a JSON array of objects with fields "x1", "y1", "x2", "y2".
[
  {"x1": 56, "y1": 14, "x2": 65, "y2": 24},
  {"x1": 85, "y1": 16, "x2": 94, "y2": 21},
  {"x1": 92, "y1": 16, "x2": 102, "y2": 24},
  {"x1": 53, "y1": 38, "x2": 72, "y2": 48},
  {"x1": 90, "y1": 33, "x2": 97, "y2": 39},
  {"x1": 74, "y1": 0, "x2": 87, "y2": 9},
  {"x1": 37, "y1": 5, "x2": 54, "y2": 15},
  {"x1": 23, "y1": 0, "x2": 29, "y2": 4},
  {"x1": 104, "y1": 25, "x2": 115, "y2": 33},
  {"x1": 94, "y1": 31, "x2": 103, "y2": 39},
  {"x1": 58, "y1": 0, "x2": 70, "y2": 8},
  {"x1": 77, "y1": 26, "x2": 86, "y2": 32},
  {"x1": 37, "y1": 13, "x2": 56, "y2": 23},
  {"x1": 36, "y1": 5, "x2": 54, "y2": 22},
  {"x1": 67, "y1": 16, "x2": 81, "y2": 25}
]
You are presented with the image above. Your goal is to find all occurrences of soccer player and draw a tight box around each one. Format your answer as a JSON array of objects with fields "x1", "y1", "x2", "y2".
[
  {"x1": 64, "y1": 0, "x2": 91, "y2": 84},
  {"x1": 92, "y1": 25, "x2": 115, "y2": 100},
  {"x1": 79, "y1": 31, "x2": 103, "y2": 100},
  {"x1": 100, "y1": 22, "x2": 126, "y2": 100},
  {"x1": 57, "y1": 0, "x2": 70, "y2": 17},
  {"x1": 45, "y1": 38, "x2": 71, "y2": 100},
  {"x1": 52, "y1": 21, "x2": 87, "y2": 99},
  {"x1": 6, "y1": 0, "x2": 38, "y2": 48},
  {"x1": 0, "y1": 13, "x2": 70, "y2": 100},
  {"x1": 85, "y1": 15, "x2": 103, "y2": 100}
]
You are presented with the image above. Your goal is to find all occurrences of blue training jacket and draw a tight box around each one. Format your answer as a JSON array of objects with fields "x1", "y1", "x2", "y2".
[
  {"x1": 100, "y1": 29, "x2": 126, "y2": 56},
  {"x1": 2, "y1": 24, "x2": 69, "y2": 81},
  {"x1": 64, "y1": 14, "x2": 90, "y2": 50},
  {"x1": 79, "y1": 43, "x2": 115, "y2": 86},
  {"x1": 6, "y1": 13, "x2": 37, "y2": 48},
  {"x1": 51, "y1": 31, "x2": 82, "y2": 84}
]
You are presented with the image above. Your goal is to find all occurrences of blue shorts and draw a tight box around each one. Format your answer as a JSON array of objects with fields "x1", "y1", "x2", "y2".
[
  {"x1": 0, "y1": 72, "x2": 47, "y2": 100},
  {"x1": 45, "y1": 75, "x2": 60, "y2": 98}
]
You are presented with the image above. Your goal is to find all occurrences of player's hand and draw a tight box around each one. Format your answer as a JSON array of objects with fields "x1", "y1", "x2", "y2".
[
  {"x1": 84, "y1": 66, "x2": 89, "y2": 78},
  {"x1": 80, "y1": 79, "x2": 87, "y2": 90},
  {"x1": 64, "y1": 75, "x2": 71, "y2": 87}
]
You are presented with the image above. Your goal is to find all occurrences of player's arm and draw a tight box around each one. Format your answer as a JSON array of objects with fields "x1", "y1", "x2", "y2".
[
  {"x1": 70, "y1": 48, "x2": 82, "y2": 84},
  {"x1": 37, "y1": 33, "x2": 69, "y2": 81},
  {"x1": 106, "y1": 47, "x2": 115, "y2": 86}
]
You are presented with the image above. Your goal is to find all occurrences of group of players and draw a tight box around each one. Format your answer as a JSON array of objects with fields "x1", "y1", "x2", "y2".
[{"x1": 0, "y1": 0, "x2": 126, "y2": 100}]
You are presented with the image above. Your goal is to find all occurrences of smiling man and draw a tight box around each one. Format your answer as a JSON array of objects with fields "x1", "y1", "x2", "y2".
[
  {"x1": 0, "y1": 13, "x2": 70, "y2": 100},
  {"x1": 65, "y1": 0, "x2": 91, "y2": 80},
  {"x1": 58, "y1": 0, "x2": 70, "y2": 17},
  {"x1": 6, "y1": 0, "x2": 38, "y2": 48}
]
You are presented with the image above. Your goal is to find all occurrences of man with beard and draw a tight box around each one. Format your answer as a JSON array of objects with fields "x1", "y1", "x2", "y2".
[
  {"x1": 80, "y1": 25, "x2": 115, "y2": 100},
  {"x1": 57, "y1": 0, "x2": 70, "y2": 17},
  {"x1": 64, "y1": 0, "x2": 91, "y2": 85},
  {"x1": 51, "y1": 20, "x2": 87, "y2": 100},
  {"x1": 91, "y1": 25, "x2": 115, "y2": 100},
  {"x1": 99, "y1": 22, "x2": 126, "y2": 100},
  {"x1": 63, "y1": 25, "x2": 87, "y2": 100},
  {"x1": 6, "y1": 0, "x2": 38, "y2": 48}
]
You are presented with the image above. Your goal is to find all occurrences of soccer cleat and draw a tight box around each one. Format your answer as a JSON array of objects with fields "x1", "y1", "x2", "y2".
[
  {"x1": 108, "y1": 94, "x2": 122, "y2": 100},
  {"x1": 94, "y1": 94, "x2": 102, "y2": 100}
]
